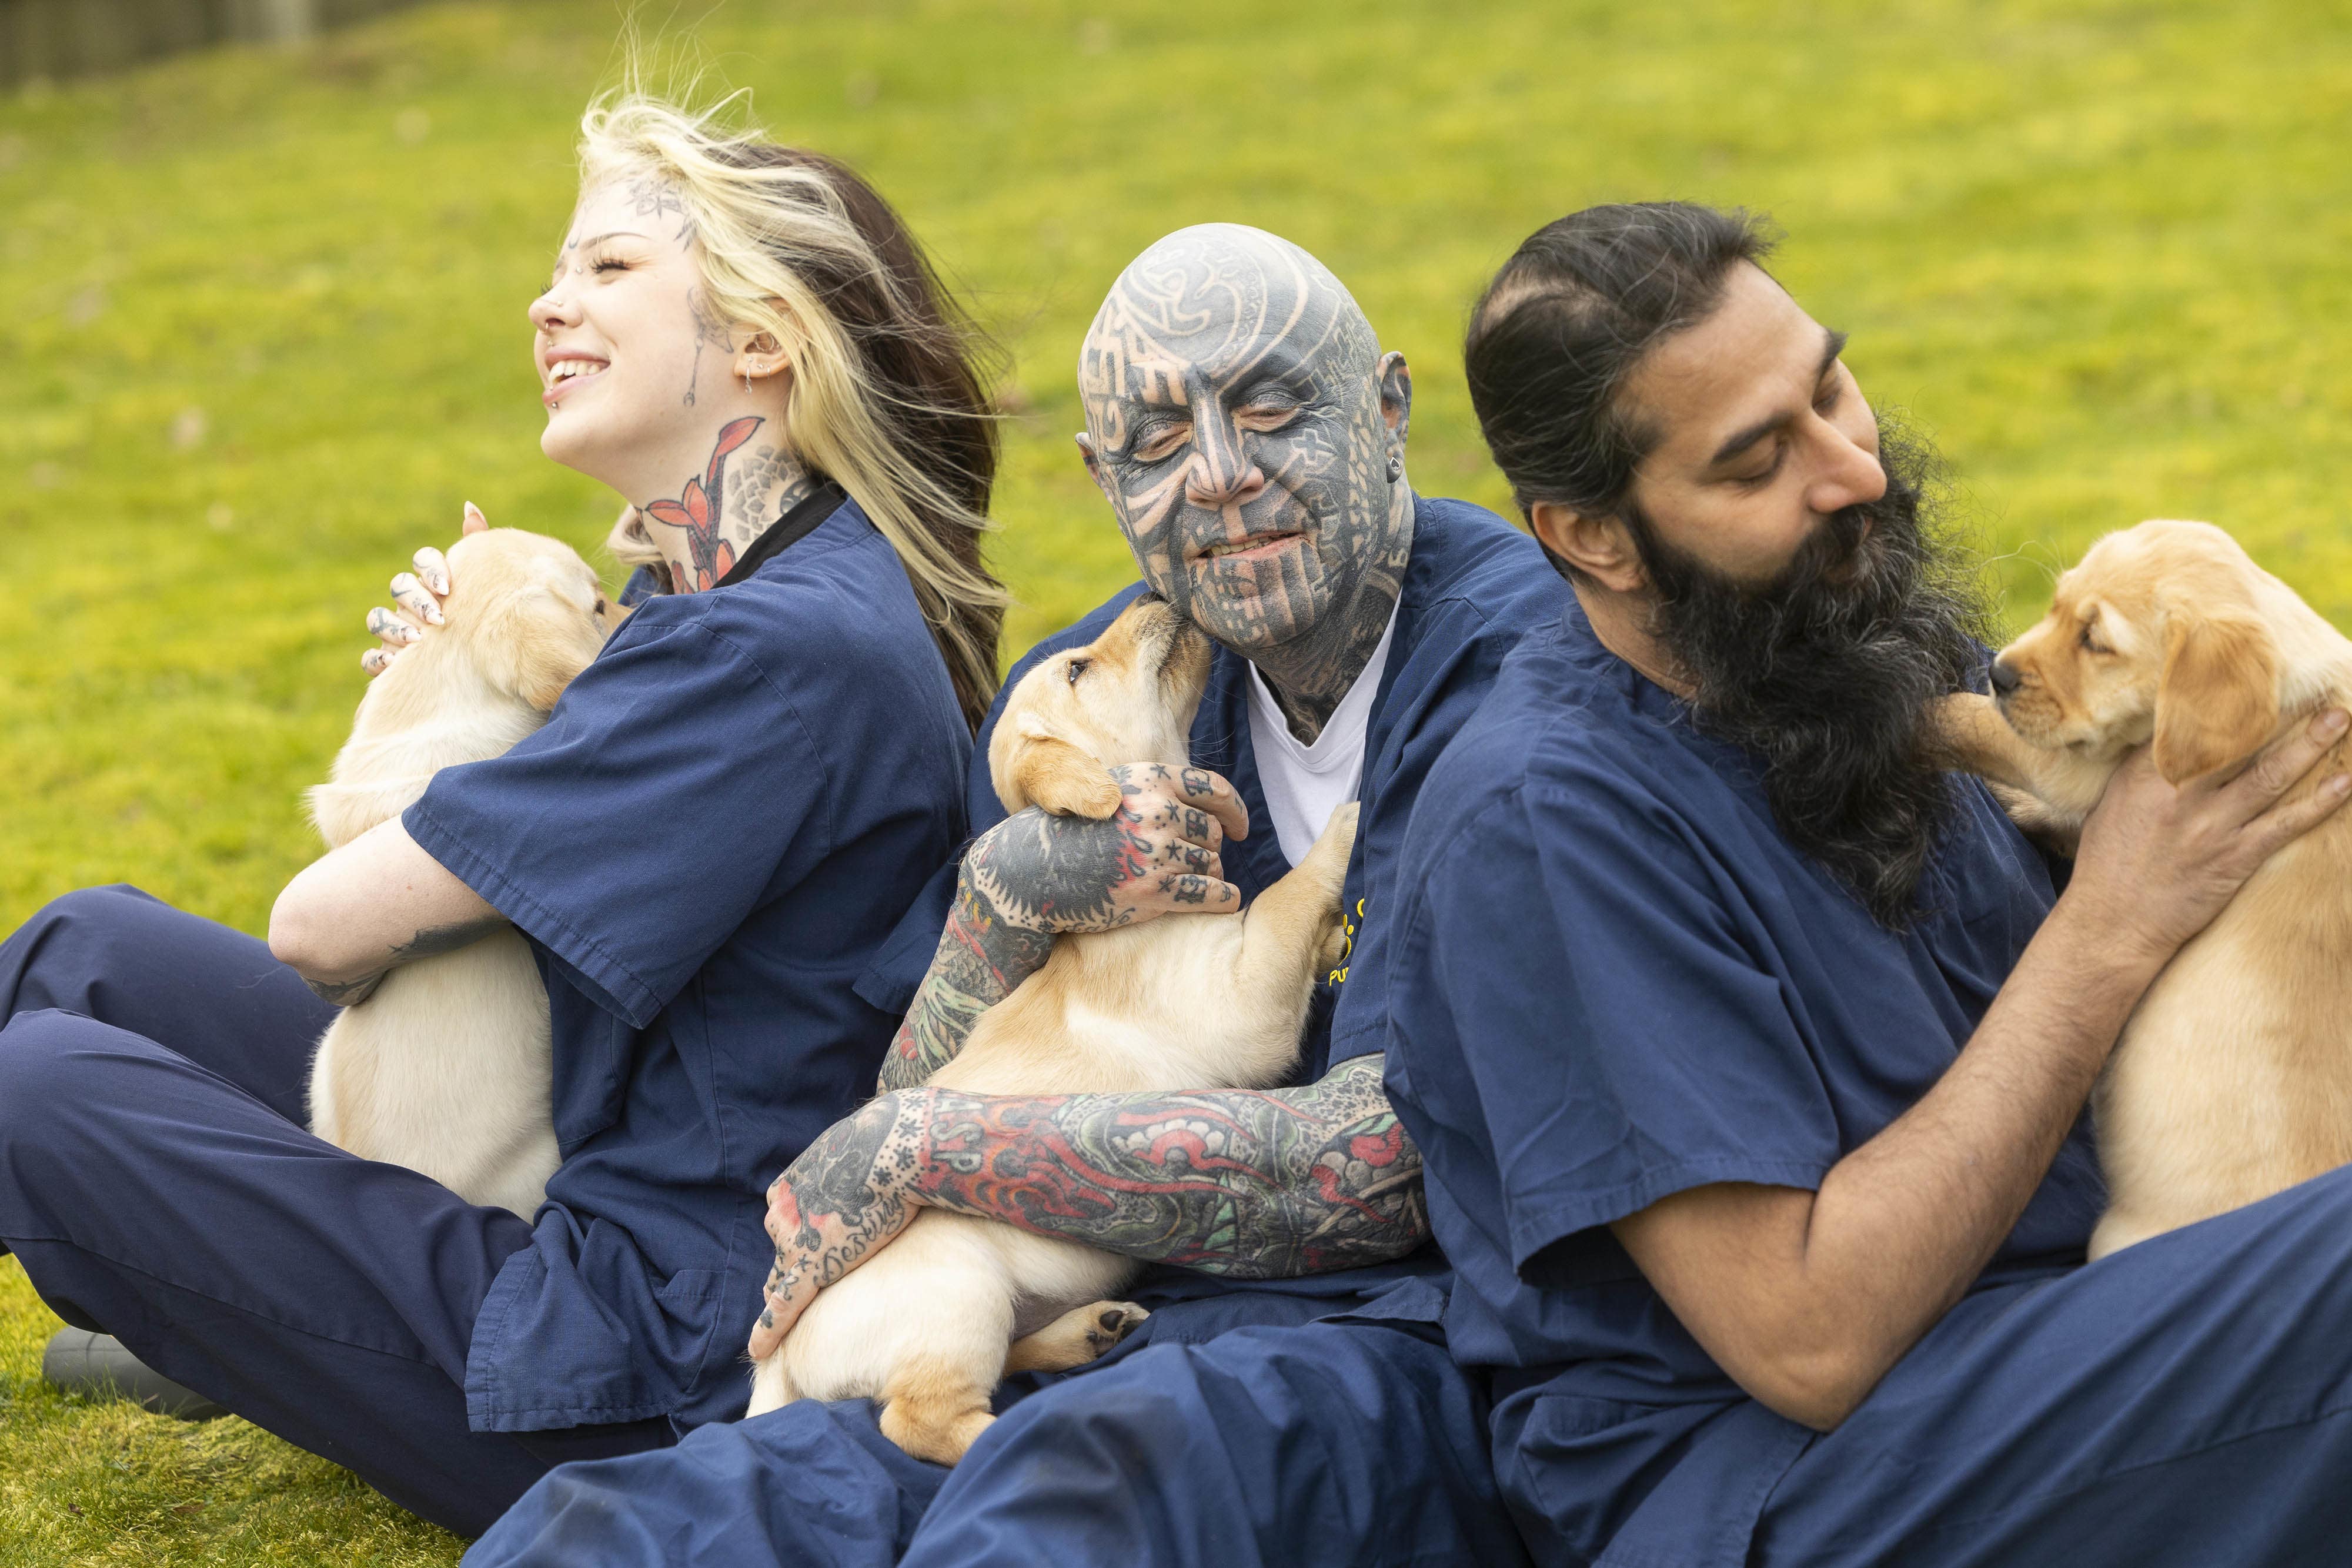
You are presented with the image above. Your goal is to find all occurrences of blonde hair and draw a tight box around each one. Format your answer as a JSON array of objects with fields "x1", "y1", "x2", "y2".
[{"x1": 583, "y1": 92, "x2": 1007, "y2": 730}]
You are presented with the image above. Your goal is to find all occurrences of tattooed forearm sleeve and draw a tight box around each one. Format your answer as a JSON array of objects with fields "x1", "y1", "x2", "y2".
[
  {"x1": 878, "y1": 870, "x2": 1054, "y2": 1092},
  {"x1": 751, "y1": 1051, "x2": 1413, "y2": 1356},
  {"x1": 910, "y1": 1053, "x2": 1428, "y2": 1277}
]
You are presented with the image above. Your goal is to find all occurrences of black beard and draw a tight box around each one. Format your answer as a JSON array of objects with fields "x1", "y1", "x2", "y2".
[{"x1": 1631, "y1": 422, "x2": 1993, "y2": 930}]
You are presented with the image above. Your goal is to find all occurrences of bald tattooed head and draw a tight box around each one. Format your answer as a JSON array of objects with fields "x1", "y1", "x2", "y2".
[{"x1": 1078, "y1": 225, "x2": 1415, "y2": 740}]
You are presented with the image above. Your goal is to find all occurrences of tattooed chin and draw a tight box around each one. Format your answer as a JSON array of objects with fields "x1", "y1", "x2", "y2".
[{"x1": 1180, "y1": 541, "x2": 1329, "y2": 650}]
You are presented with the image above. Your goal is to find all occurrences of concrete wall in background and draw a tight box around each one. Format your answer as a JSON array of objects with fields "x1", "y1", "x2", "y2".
[{"x1": 1, "y1": 0, "x2": 425, "y2": 88}]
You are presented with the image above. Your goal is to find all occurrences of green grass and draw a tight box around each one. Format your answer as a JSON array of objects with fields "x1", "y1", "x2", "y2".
[{"x1": 2, "y1": 0, "x2": 2350, "y2": 1558}]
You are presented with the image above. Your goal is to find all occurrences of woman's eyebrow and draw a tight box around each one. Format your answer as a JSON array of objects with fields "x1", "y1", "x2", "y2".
[{"x1": 570, "y1": 229, "x2": 652, "y2": 251}]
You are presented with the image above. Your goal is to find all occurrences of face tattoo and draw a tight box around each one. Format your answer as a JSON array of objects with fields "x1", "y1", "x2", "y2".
[{"x1": 1078, "y1": 225, "x2": 1413, "y2": 743}]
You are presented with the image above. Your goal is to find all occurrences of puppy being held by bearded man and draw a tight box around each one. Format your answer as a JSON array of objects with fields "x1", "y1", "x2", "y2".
[
  {"x1": 1934, "y1": 519, "x2": 2352, "y2": 1259},
  {"x1": 743, "y1": 591, "x2": 1359, "y2": 1466},
  {"x1": 305, "y1": 518, "x2": 625, "y2": 1218}
]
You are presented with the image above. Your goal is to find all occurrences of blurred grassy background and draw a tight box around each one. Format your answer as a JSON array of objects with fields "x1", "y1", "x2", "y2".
[{"x1": 2, "y1": 0, "x2": 2349, "y2": 1559}]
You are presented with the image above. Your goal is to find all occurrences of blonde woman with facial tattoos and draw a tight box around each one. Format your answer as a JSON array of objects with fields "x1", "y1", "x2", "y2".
[{"x1": 0, "y1": 92, "x2": 1067, "y2": 1537}]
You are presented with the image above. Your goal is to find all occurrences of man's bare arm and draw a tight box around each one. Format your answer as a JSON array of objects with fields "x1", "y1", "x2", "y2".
[
  {"x1": 750, "y1": 1054, "x2": 1424, "y2": 1356},
  {"x1": 269, "y1": 817, "x2": 504, "y2": 1001},
  {"x1": 1614, "y1": 716, "x2": 2352, "y2": 1432}
]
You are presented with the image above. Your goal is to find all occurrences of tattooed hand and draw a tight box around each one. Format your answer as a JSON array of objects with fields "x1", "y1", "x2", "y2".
[
  {"x1": 749, "y1": 1091, "x2": 928, "y2": 1358},
  {"x1": 973, "y1": 762, "x2": 1248, "y2": 935},
  {"x1": 360, "y1": 502, "x2": 486, "y2": 676},
  {"x1": 878, "y1": 763, "x2": 1247, "y2": 1091}
]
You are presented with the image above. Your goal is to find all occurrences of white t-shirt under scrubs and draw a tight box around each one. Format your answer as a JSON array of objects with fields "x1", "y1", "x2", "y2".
[{"x1": 1243, "y1": 604, "x2": 1399, "y2": 865}]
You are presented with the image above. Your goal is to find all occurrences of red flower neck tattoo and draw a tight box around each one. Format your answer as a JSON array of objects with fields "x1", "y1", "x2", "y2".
[{"x1": 644, "y1": 415, "x2": 763, "y2": 591}]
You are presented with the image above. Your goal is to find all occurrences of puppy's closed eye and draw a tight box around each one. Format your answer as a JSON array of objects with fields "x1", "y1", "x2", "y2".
[{"x1": 2076, "y1": 602, "x2": 2112, "y2": 655}]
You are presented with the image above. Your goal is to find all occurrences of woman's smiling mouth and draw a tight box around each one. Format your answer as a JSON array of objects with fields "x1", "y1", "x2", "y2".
[{"x1": 542, "y1": 356, "x2": 610, "y2": 407}]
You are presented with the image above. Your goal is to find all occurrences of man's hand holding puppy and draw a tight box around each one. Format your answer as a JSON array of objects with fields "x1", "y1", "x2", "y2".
[{"x1": 879, "y1": 761, "x2": 1248, "y2": 1095}]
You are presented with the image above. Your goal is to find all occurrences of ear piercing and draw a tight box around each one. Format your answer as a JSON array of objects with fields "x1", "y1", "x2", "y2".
[{"x1": 1385, "y1": 454, "x2": 1403, "y2": 483}]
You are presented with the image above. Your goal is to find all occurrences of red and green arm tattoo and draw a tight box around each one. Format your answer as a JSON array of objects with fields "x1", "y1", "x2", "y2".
[
  {"x1": 754, "y1": 1054, "x2": 1429, "y2": 1352},
  {"x1": 911, "y1": 1054, "x2": 1426, "y2": 1276}
]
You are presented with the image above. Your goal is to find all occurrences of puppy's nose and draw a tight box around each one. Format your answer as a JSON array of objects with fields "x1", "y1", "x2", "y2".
[{"x1": 1988, "y1": 659, "x2": 2022, "y2": 696}]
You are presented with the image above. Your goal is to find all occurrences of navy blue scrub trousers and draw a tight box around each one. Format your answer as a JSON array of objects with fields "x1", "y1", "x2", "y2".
[
  {"x1": 0, "y1": 887, "x2": 672, "y2": 1537},
  {"x1": 1742, "y1": 1155, "x2": 2352, "y2": 1567},
  {"x1": 466, "y1": 1288, "x2": 1529, "y2": 1568}
]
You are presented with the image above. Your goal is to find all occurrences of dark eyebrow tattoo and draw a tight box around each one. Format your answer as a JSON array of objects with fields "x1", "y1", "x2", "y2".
[{"x1": 1706, "y1": 327, "x2": 1851, "y2": 468}]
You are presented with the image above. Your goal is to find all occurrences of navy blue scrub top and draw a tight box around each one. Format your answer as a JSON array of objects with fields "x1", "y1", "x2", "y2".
[
  {"x1": 404, "y1": 493, "x2": 971, "y2": 1433},
  {"x1": 861, "y1": 495, "x2": 1571, "y2": 1327},
  {"x1": 1382, "y1": 608, "x2": 2103, "y2": 1567}
]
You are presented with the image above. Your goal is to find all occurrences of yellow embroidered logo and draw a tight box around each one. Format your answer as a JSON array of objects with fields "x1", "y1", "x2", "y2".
[{"x1": 1328, "y1": 897, "x2": 1366, "y2": 987}]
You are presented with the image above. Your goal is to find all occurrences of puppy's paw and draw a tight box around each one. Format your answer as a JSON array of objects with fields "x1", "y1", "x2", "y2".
[
  {"x1": 1084, "y1": 1300, "x2": 1150, "y2": 1358},
  {"x1": 1005, "y1": 1299, "x2": 1152, "y2": 1375},
  {"x1": 1302, "y1": 800, "x2": 1360, "y2": 891}
]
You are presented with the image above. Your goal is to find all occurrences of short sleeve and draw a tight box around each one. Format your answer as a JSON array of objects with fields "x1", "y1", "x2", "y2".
[
  {"x1": 405, "y1": 609, "x2": 828, "y2": 1030},
  {"x1": 1409, "y1": 773, "x2": 1837, "y2": 1276}
]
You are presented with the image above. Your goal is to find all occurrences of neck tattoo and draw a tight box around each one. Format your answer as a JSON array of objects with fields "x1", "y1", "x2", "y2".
[{"x1": 639, "y1": 416, "x2": 822, "y2": 593}]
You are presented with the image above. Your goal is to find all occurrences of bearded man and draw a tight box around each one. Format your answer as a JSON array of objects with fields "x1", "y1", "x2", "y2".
[
  {"x1": 1382, "y1": 202, "x2": 2352, "y2": 1568},
  {"x1": 469, "y1": 225, "x2": 1565, "y2": 1568}
]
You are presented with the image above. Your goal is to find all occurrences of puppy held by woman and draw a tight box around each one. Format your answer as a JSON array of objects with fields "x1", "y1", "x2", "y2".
[{"x1": 305, "y1": 519, "x2": 624, "y2": 1219}]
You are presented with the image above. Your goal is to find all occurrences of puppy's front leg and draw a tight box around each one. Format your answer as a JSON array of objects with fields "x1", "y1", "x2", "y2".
[
  {"x1": 1237, "y1": 802, "x2": 1359, "y2": 999},
  {"x1": 1927, "y1": 693, "x2": 2055, "y2": 797}
]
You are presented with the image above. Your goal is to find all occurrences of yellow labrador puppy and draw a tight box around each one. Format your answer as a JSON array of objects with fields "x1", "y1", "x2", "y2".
[
  {"x1": 746, "y1": 593, "x2": 1359, "y2": 1464},
  {"x1": 306, "y1": 527, "x2": 623, "y2": 1218},
  {"x1": 1935, "y1": 519, "x2": 2352, "y2": 1258}
]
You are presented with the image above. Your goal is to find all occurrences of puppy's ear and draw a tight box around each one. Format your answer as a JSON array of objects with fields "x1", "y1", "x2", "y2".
[
  {"x1": 997, "y1": 726, "x2": 1124, "y2": 820},
  {"x1": 2153, "y1": 610, "x2": 2281, "y2": 783},
  {"x1": 506, "y1": 585, "x2": 609, "y2": 713},
  {"x1": 509, "y1": 635, "x2": 599, "y2": 713}
]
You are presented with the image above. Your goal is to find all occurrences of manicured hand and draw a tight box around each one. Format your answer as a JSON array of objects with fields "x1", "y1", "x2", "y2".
[
  {"x1": 748, "y1": 1091, "x2": 931, "y2": 1359},
  {"x1": 2069, "y1": 707, "x2": 2351, "y2": 964},
  {"x1": 966, "y1": 763, "x2": 1250, "y2": 934},
  {"x1": 360, "y1": 502, "x2": 487, "y2": 676}
]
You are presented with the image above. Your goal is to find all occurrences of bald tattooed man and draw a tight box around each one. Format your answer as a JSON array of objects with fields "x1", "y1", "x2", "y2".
[{"x1": 468, "y1": 226, "x2": 1566, "y2": 1568}]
